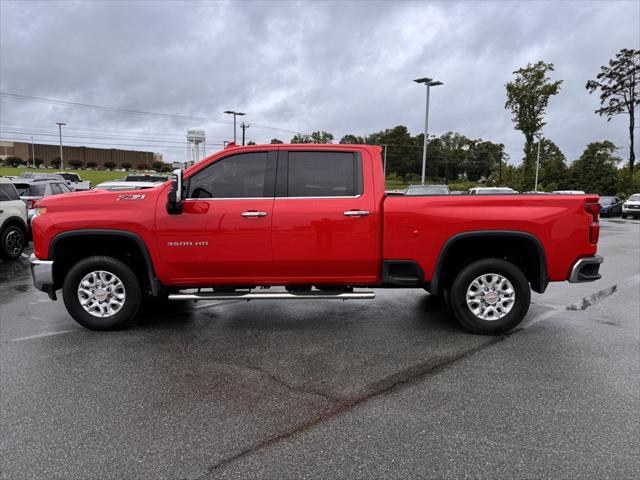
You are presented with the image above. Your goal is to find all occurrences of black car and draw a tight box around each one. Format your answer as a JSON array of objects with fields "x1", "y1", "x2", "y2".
[{"x1": 599, "y1": 196, "x2": 622, "y2": 217}]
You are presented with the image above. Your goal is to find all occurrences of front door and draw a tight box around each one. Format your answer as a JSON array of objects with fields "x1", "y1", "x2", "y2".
[
  {"x1": 271, "y1": 149, "x2": 380, "y2": 284},
  {"x1": 155, "y1": 150, "x2": 276, "y2": 285}
]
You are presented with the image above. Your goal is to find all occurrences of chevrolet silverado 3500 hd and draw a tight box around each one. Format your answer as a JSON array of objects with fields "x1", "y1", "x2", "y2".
[{"x1": 29, "y1": 144, "x2": 603, "y2": 334}]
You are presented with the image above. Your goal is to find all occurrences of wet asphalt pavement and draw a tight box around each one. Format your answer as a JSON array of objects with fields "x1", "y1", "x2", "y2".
[{"x1": 1, "y1": 219, "x2": 639, "y2": 479}]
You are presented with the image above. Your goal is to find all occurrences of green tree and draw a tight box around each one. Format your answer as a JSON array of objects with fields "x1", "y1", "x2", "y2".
[
  {"x1": 568, "y1": 141, "x2": 621, "y2": 194},
  {"x1": 247, "y1": 141, "x2": 257, "y2": 145},
  {"x1": 339, "y1": 134, "x2": 366, "y2": 144},
  {"x1": 121, "y1": 162, "x2": 132, "y2": 171},
  {"x1": 270, "y1": 138, "x2": 283, "y2": 144},
  {"x1": 536, "y1": 139, "x2": 568, "y2": 190},
  {"x1": 86, "y1": 161, "x2": 98, "y2": 169},
  {"x1": 50, "y1": 157, "x2": 61, "y2": 168},
  {"x1": 586, "y1": 48, "x2": 639, "y2": 175},
  {"x1": 290, "y1": 133, "x2": 312, "y2": 143},
  {"x1": 68, "y1": 159, "x2": 83, "y2": 169},
  {"x1": 104, "y1": 161, "x2": 116, "y2": 171},
  {"x1": 464, "y1": 139, "x2": 502, "y2": 182},
  {"x1": 310, "y1": 131, "x2": 334, "y2": 143},
  {"x1": 505, "y1": 61, "x2": 562, "y2": 190},
  {"x1": 368, "y1": 125, "x2": 419, "y2": 183},
  {"x1": 5, "y1": 156, "x2": 24, "y2": 167},
  {"x1": 151, "y1": 161, "x2": 165, "y2": 172}
]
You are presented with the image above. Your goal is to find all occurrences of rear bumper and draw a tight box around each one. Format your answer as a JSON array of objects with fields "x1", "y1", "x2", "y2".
[
  {"x1": 30, "y1": 253, "x2": 54, "y2": 294},
  {"x1": 569, "y1": 256, "x2": 603, "y2": 283}
]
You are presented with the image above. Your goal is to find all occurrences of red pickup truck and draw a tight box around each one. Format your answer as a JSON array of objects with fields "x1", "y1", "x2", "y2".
[{"x1": 29, "y1": 144, "x2": 603, "y2": 334}]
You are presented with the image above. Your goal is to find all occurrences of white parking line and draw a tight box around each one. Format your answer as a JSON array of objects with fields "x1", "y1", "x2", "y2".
[{"x1": 9, "y1": 329, "x2": 78, "y2": 343}]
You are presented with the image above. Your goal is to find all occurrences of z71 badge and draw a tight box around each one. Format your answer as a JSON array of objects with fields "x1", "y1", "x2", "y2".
[{"x1": 117, "y1": 194, "x2": 146, "y2": 201}]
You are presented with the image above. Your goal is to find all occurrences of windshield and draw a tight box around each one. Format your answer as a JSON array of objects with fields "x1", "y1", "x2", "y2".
[
  {"x1": 13, "y1": 183, "x2": 46, "y2": 197},
  {"x1": 628, "y1": 194, "x2": 640, "y2": 202},
  {"x1": 58, "y1": 173, "x2": 80, "y2": 182}
]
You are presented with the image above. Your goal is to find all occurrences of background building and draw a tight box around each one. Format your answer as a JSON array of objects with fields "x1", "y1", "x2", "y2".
[{"x1": 0, "y1": 141, "x2": 161, "y2": 169}]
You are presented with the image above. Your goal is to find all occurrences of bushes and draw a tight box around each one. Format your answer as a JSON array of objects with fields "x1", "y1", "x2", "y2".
[
  {"x1": 137, "y1": 163, "x2": 148, "y2": 170},
  {"x1": 68, "y1": 159, "x2": 83, "y2": 169},
  {"x1": 104, "y1": 161, "x2": 116, "y2": 170},
  {"x1": 5, "y1": 156, "x2": 24, "y2": 167},
  {"x1": 121, "y1": 162, "x2": 132, "y2": 171},
  {"x1": 86, "y1": 161, "x2": 97, "y2": 169}
]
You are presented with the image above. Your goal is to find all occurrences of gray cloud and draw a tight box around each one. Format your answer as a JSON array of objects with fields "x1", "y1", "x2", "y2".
[{"x1": 1, "y1": 0, "x2": 638, "y2": 163}]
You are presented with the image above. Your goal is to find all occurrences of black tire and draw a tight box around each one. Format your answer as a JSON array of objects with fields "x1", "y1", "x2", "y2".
[
  {"x1": 62, "y1": 256, "x2": 142, "y2": 330},
  {"x1": 449, "y1": 258, "x2": 530, "y2": 335},
  {"x1": 0, "y1": 225, "x2": 26, "y2": 260}
]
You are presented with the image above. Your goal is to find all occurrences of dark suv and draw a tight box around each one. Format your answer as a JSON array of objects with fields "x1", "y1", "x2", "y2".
[{"x1": 599, "y1": 196, "x2": 622, "y2": 217}]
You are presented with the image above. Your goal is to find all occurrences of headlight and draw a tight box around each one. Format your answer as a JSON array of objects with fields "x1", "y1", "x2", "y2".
[{"x1": 34, "y1": 207, "x2": 47, "y2": 217}]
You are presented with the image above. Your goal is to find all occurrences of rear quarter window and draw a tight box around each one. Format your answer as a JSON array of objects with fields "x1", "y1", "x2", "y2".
[{"x1": 0, "y1": 184, "x2": 20, "y2": 201}]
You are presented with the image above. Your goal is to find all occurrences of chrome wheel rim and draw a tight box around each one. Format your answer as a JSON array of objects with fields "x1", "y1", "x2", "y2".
[
  {"x1": 466, "y1": 273, "x2": 515, "y2": 321},
  {"x1": 77, "y1": 270, "x2": 126, "y2": 318},
  {"x1": 6, "y1": 229, "x2": 24, "y2": 256}
]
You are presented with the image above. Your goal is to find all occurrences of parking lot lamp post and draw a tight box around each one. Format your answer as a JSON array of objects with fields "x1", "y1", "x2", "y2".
[
  {"x1": 414, "y1": 77, "x2": 443, "y2": 184},
  {"x1": 223, "y1": 111, "x2": 246, "y2": 144},
  {"x1": 534, "y1": 134, "x2": 543, "y2": 192},
  {"x1": 56, "y1": 122, "x2": 66, "y2": 170}
]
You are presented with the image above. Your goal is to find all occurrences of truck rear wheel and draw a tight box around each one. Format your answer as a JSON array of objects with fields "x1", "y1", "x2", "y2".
[
  {"x1": 62, "y1": 256, "x2": 142, "y2": 330},
  {"x1": 449, "y1": 258, "x2": 530, "y2": 335}
]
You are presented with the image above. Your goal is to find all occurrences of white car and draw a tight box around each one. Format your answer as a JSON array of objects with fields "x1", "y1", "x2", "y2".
[
  {"x1": 622, "y1": 193, "x2": 640, "y2": 219},
  {"x1": 552, "y1": 190, "x2": 586, "y2": 194},
  {"x1": 0, "y1": 177, "x2": 28, "y2": 259},
  {"x1": 468, "y1": 187, "x2": 517, "y2": 195}
]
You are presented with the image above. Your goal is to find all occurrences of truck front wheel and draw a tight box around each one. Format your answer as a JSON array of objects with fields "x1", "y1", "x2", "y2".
[
  {"x1": 62, "y1": 256, "x2": 142, "y2": 330},
  {"x1": 449, "y1": 258, "x2": 530, "y2": 335}
]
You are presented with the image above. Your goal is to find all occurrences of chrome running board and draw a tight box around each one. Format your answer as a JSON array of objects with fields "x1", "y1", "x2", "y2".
[{"x1": 168, "y1": 291, "x2": 375, "y2": 301}]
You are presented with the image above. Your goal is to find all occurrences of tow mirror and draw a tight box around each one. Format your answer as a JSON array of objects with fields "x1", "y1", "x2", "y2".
[{"x1": 166, "y1": 169, "x2": 184, "y2": 215}]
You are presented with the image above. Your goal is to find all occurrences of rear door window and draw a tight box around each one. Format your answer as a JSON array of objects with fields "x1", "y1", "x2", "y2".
[{"x1": 282, "y1": 151, "x2": 362, "y2": 197}]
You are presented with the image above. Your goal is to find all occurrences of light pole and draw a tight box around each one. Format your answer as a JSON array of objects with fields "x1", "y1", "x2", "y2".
[
  {"x1": 534, "y1": 134, "x2": 543, "y2": 192},
  {"x1": 30, "y1": 136, "x2": 35, "y2": 169},
  {"x1": 223, "y1": 110, "x2": 246, "y2": 143},
  {"x1": 56, "y1": 122, "x2": 66, "y2": 169},
  {"x1": 414, "y1": 77, "x2": 443, "y2": 184}
]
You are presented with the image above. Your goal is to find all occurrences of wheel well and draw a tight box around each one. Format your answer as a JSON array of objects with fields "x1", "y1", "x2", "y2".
[
  {"x1": 432, "y1": 233, "x2": 547, "y2": 294},
  {"x1": 1, "y1": 217, "x2": 27, "y2": 237},
  {"x1": 50, "y1": 234, "x2": 153, "y2": 293}
]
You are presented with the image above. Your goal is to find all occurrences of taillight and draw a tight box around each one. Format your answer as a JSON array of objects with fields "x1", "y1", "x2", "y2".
[
  {"x1": 26, "y1": 199, "x2": 36, "y2": 209},
  {"x1": 584, "y1": 201, "x2": 600, "y2": 244}
]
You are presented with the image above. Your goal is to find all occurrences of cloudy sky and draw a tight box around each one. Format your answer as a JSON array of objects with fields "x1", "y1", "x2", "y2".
[{"x1": 1, "y1": 0, "x2": 638, "y2": 164}]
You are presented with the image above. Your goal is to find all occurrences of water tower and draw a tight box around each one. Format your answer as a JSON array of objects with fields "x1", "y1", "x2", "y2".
[{"x1": 186, "y1": 128, "x2": 206, "y2": 166}]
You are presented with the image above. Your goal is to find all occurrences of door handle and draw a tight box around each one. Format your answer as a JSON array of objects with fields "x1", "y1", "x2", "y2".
[
  {"x1": 343, "y1": 210, "x2": 369, "y2": 217},
  {"x1": 241, "y1": 211, "x2": 268, "y2": 217}
]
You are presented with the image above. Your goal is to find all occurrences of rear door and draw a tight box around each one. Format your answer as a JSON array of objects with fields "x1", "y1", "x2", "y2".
[{"x1": 271, "y1": 149, "x2": 379, "y2": 284}]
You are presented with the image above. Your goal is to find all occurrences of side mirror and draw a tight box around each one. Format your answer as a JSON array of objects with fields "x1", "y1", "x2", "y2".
[{"x1": 166, "y1": 169, "x2": 184, "y2": 215}]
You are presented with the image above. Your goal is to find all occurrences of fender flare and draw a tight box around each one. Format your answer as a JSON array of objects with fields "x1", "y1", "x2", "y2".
[
  {"x1": 430, "y1": 230, "x2": 549, "y2": 294},
  {"x1": 49, "y1": 229, "x2": 163, "y2": 296}
]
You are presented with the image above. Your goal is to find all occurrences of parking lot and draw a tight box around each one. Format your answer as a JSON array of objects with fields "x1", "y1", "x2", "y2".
[{"x1": 1, "y1": 218, "x2": 638, "y2": 479}]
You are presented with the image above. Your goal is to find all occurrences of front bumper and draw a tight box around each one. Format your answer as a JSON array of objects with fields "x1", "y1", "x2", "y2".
[
  {"x1": 569, "y1": 256, "x2": 603, "y2": 283},
  {"x1": 30, "y1": 253, "x2": 55, "y2": 297}
]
